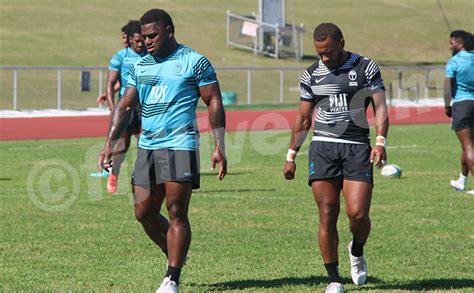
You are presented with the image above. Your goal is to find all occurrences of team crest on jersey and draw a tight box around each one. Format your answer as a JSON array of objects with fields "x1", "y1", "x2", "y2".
[
  {"x1": 348, "y1": 70, "x2": 358, "y2": 86},
  {"x1": 174, "y1": 63, "x2": 182, "y2": 74},
  {"x1": 348, "y1": 70, "x2": 357, "y2": 81}
]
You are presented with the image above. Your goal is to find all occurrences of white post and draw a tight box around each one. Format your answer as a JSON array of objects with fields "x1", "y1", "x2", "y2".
[
  {"x1": 279, "y1": 70, "x2": 284, "y2": 103},
  {"x1": 398, "y1": 71, "x2": 402, "y2": 100},
  {"x1": 275, "y1": 24, "x2": 279, "y2": 59},
  {"x1": 247, "y1": 70, "x2": 252, "y2": 105},
  {"x1": 99, "y1": 70, "x2": 103, "y2": 109},
  {"x1": 300, "y1": 23, "x2": 304, "y2": 59},
  {"x1": 424, "y1": 69, "x2": 429, "y2": 99},
  {"x1": 57, "y1": 70, "x2": 62, "y2": 110},
  {"x1": 254, "y1": 27, "x2": 258, "y2": 55},
  {"x1": 226, "y1": 10, "x2": 230, "y2": 47},
  {"x1": 416, "y1": 83, "x2": 420, "y2": 103},
  {"x1": 13, "y1": 70, "x2": 17, "y2": 111},
  {"x1": 388, "y1": 83, "x2": 393, "y2": 107}
]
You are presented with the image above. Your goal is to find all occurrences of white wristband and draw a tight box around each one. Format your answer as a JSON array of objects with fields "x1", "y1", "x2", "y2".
[
  {"x1": 286, "y1": 149, "x2": 297, "y2": 162},
  {"x1": 375, "y1": 135, "x2": 386, "y2": 148}
]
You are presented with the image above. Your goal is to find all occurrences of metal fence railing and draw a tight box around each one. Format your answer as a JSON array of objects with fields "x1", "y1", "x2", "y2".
[{"x1": 0, "y1": 65, "x2": 445, "y2": 111}]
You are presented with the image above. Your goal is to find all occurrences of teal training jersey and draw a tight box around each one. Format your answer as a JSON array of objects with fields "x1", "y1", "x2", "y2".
[
  {"x1": 108, "y1": 47, "x2": 146, "y2": 98},
  {"x1": 127, "y1": 44, "x2": 218, "y2": 150},
  {"x1": 445, "y1": 50, "x2": 474, "y2": 103}
]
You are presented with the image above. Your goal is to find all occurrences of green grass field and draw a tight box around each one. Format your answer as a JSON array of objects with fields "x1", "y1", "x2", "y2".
[
  {"x1": 1, "y1": 0, "x2": 473, "y2": 67},
  {"x1": 1, "y1": 124, "x2": 473, "y2": 292}
]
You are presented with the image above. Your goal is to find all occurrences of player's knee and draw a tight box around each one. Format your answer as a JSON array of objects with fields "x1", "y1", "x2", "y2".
[
  {"x1": 134, "y1": 206, "x2": 152, "y2": 223},
  {"x1": 318, "y1": 204, "x2": 339, "y2": 226},
  {"x1": 464, "y1": 149, "x2": 474, "y2": 167},
  {"x1": 348, "y1": 211, "x2": 369, "y2": 225},
  {"x1": 167, "y1": 202, "x2": 188, "y2": 222}
]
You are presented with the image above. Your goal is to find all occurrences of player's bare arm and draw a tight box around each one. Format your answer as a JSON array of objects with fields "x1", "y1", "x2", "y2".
[
  {"x1": 283, "y1": 100, "x2": 315, "y2": 180},
  {"x1": 105, "y1": 70, "x2": 120, "y2": 111},
  {"x1": 443, "y1": 77, "x2": 454, "y2": 117},
  {"x1": 97, "y1": 86, "x2": 138, "y2": 171},
  {"x1": 96, "y1": 81, "x2": 121, "y2": 105},
  {"x1": 370, "y1": 90, "x2": 389, "y2": 168},
  {"x1": 200, "y1": 82, "x2": 227, "y2": 180}
]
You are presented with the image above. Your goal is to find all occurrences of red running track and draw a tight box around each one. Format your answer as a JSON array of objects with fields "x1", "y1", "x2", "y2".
[{"x1": 0, "y1": 107, "x2": 449, "y2": 141}]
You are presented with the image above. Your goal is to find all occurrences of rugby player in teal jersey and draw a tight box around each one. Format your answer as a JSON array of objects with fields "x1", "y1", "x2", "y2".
[
  {"x1": 104, "y1": 20, "x2": 147, "y2": 193},
  {"x1": 98, "y1": 8, "x2": 227, "y2": 292},
  {"x1": 96, "y1": 20, "x2": 134, "y2": 106},
  {"x1": 444, "y1": 30, "x2": 474, "y2": 194}
]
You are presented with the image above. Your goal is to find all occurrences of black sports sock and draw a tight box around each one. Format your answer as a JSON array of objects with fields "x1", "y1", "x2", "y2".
[
  {"x1": 166, "y1": 266, "x2": 181, "y2": 284},
  {"x1": 351, "y1": 239, "x2": 365, "y2": 257},
  {"x1": 324, "y1": 262, "x2": 341, "y2": 283}
]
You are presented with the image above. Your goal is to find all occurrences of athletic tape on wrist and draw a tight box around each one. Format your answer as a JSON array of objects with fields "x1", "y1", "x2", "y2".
[
  {"x1": 375, "y1": 135, "x2": 386, "y2": 148},
  {"x1": 286, "y1": 149, "x2": 297, "y2": 162}
]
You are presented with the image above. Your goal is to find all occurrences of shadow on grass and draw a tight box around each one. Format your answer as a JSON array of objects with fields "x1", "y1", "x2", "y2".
[
  {"x1": 192, "y1": 276, "x2": 472, "y2": 291},
  {"x1": 205, "y1": 275, "x2": 328, "y2": 291},
  {"x1": 362, "y1": 278, "x2": 474, "y2": 291},
  {"x1": 200, "y1": 172, "x2": 249, "y2": 176},
  {"x1": 195, "y1": 188, "x2": 276, "y2": 194}
]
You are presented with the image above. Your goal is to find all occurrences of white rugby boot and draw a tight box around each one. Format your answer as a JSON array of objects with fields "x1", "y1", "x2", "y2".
[
  {"x1": 156, "y1": 276, "x2": 178, "y2": 293},
  {"x1": 325, "y1": 282, "x2": 344, "y2": 293},
  {"x1": 450, "y1": 180, "x2": 465, "y2": 191},
  {"x1": 348, "y1": 241, "x2": 367, "y2": 285}
]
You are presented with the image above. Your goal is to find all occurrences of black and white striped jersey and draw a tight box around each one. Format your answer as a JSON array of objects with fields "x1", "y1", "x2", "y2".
[{"x1": 300, "y1": 52, "x2": 384, "y2": 144}]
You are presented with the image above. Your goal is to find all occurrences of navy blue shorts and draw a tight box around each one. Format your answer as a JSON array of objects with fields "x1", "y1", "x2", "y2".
[
  {"x1": 452, "y1": 100, "x2": 474, "y2": 131},
  {"x1": 132, "y1": 148, "x2": 200, "y2": 189},
  {"x1": 308, "y1": 141, "x2": 373, "y2": 186}
]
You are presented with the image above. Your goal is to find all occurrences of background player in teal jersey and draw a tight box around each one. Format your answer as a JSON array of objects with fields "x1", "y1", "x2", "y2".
[
  {"x1": 97, "y1": 8, "x2": 227, "y2": 292},
  {"x1": 104, "y1": 20, "x2": 147, "y2": 193},
  {"x1": 444, "y1": 30, "x2": 474, "y2": 194},
  {"x1": 96, "y1": 20, "x2": 134, "y2": 106}
]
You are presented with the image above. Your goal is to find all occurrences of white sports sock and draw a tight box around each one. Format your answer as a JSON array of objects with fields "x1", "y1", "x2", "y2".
[{"x1": 458, "y1": 173, "x2": 467, "y2": 185}]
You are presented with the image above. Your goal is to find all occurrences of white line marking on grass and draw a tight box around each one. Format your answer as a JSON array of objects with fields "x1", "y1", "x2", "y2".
[{"x1": 386, "y1": 144, "x2": 417, "y2": 149}]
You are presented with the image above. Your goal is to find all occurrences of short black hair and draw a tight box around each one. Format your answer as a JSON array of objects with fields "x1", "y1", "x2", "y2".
[
  {"x1": 450, "y1": 29, "x2": 473, "y2": 50},
  {"x1": 313, "y1": 23, "x2": 344, "y2": 42},
  {"x1": 126, "y1": 20, "x2": 141, "y2": 37},
  {"x1": 140, "y1": 8, "x2": 174, "y2": 28},
  {"x1": 121, "y1": 20, "x2": 135, "y2": 34},
  {"x1": 467, "y1": 33, "x2": 474, "y2": 51}
]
